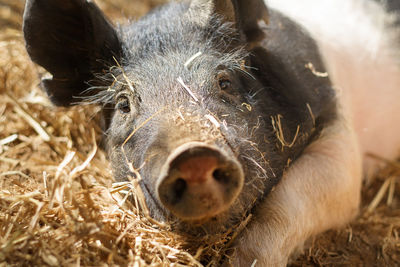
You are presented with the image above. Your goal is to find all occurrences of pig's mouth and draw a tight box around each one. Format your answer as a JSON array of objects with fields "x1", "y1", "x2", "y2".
[{"x1": 156, "y1": 141, "x2": 244, "y2": 222}]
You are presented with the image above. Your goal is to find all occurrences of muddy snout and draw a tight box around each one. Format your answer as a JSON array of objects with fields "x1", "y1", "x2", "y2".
[{"x1": 157, "y1": 142, "x2": 244, "y2": 221}]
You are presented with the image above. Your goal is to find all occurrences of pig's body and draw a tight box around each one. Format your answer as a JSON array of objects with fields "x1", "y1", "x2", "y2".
[
  {"x1": 22, "y1": 0, "x2": 400, "y2": 266},
  {"x1": 231, "y1": 1, "x2": 400, "y2": 265},
  {"x1": 269, "y1": 0, "x2": 400, "y2": 171},
  {"x1": 232, "y1": 1, "x2": 400, "y2": 265}
]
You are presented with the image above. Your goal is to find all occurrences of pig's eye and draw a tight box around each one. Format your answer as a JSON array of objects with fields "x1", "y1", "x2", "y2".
[
  {"x1": 218, "y1": 79, "x2": 232, "y2": 91},
  {"x1": 116, "y1": 97, "x2": 131, "y2": 114}
]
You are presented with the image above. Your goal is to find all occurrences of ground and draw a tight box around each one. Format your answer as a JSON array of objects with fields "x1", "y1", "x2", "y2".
[{"x1": 0, "y1": 0, "x2": 399, "y2": 266}]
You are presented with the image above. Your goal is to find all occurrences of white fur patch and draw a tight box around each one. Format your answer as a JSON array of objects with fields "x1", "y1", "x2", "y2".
[{"x1": 265, "y1": 0, "x2": 398, "y2": 59}]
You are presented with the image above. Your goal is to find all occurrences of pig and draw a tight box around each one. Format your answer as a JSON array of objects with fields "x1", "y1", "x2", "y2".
[{"x1": 22, "y1": 0, "x2": 400, "y2": 265}]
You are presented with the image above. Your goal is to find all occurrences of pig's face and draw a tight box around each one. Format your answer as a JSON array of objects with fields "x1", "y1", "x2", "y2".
[
  {"x1": 23, "y1": 0, "x2": 334, "y2": 234},
  {"x1": 104, "y1": 12, "x2": 282, "y2": 230}
]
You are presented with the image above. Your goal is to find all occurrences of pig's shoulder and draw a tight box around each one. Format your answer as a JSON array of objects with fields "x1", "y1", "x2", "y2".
[{"x1": 252, "y1": 9, "x2": 337, "y2": 142}]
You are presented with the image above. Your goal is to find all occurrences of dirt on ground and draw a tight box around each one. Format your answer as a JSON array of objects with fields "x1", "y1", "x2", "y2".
[{"x1": 0, "y1": 0, "x2": 399, "y2": 266}]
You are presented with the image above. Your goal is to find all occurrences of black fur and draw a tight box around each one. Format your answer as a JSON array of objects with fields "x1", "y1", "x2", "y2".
[{"x1": 23, "y1": 0, "x2": 122, "y2": 106}]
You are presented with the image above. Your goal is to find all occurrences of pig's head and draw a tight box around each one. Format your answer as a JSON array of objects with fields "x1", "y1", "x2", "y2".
[{"x1": 23, "y1": 0, "x2": 335, "y2": 233}]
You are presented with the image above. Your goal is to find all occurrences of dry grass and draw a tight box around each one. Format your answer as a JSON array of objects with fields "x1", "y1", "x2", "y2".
[{"x1": 0, "y1": 0, "x2": 399, "y2": 266}]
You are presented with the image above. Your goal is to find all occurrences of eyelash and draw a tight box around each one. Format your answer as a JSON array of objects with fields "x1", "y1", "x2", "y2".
[
  {"x1": 116, "y1": 95, "x2": 131, "y2": 114},
  {"x1": 217, "y1": 70, "x2": 233, "y2": 93},
  {"x1": 218, "y1": 79, "x2": 232, "y2": 91}
]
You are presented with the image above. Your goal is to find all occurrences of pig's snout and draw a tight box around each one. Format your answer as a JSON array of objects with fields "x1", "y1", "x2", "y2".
[{"x1": 157, "y1": 142, "x2": 244, "y2": 221}]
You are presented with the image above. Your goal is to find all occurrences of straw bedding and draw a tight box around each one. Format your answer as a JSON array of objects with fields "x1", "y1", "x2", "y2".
[{"x1": 0, "y1": 0, "x2": 399, "y2": 266}]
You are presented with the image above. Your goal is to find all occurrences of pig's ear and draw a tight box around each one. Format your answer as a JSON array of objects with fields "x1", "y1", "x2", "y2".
[
  {"x1": 189, "y1": 0, "x2": 269, "y2": 44},
  {"x1": 23, "y1": 0, "x2": 122, "y2": 106}
]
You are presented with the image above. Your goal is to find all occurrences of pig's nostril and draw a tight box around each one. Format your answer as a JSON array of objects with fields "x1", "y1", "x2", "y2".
[
  {"x1": 172, "y1": 178, "x2": 187, "y2": 204},
  {"x1": 212, "y1": 168, "x2": 230, "y2": 184}
]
